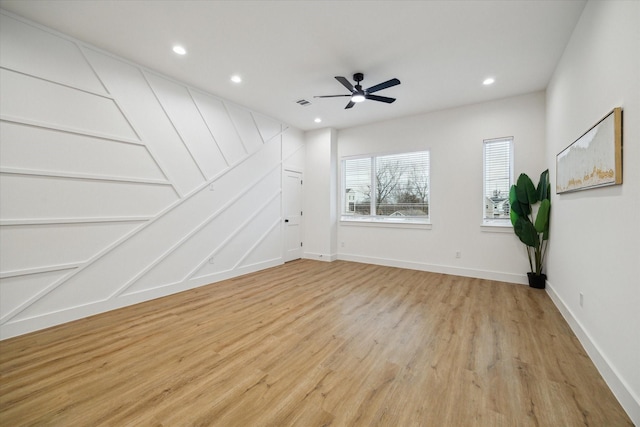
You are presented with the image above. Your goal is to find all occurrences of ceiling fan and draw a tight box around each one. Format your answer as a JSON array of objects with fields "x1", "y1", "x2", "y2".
[{"x1": 314, "y1": 73, "x2": 401, "y2": 109}]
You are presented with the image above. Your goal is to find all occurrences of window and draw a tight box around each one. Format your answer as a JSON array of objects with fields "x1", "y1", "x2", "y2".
[
  {"x1": 483, "y1": 137, "x2": 513, "y2": 223},
  {"x1": 342, "y1": 151, "x2": 430, "y2": 223}
]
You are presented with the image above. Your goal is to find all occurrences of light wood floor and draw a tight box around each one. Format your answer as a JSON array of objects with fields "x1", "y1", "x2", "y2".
[{"x1": 0, "y1": 260, "x2": 632, "y2": 426}]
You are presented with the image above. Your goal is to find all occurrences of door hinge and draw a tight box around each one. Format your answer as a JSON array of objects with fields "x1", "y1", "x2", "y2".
[
  {"x1": 300, "y1": 211, "x2": 303, "y2": 216},
  {"x1": 301, "y1": 180, "x2": 303, "y2": 185},
  {"x1": 300, "y1": 242, "x2": 303, "y2": 247}
]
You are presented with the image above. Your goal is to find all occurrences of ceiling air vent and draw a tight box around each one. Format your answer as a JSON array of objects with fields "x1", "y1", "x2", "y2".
[{"x1": 296, "y1": 99, "x2": 311, "y2": 106}]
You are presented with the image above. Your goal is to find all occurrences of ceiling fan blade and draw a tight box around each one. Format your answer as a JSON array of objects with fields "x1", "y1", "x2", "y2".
[
  {"x1": 366, "y1": 94, "x2": 396, "y2": 103},
  {"x1": 314, "y1": 94, "x2": 351, "y2": 98},
  {"x1": 366, "y1": 78, "x2": 401, "y2": 94},
  {"x1": 335, "y1": 76, "x2": 356, "y2": 93},
  {"x1": 345, "y1": 100, "x2": 356, "y2": 109}
]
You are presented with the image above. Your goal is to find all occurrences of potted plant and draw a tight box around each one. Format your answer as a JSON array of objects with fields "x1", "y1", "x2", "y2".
[{"x1": 509, "y1": 170, "x2": 551, "y2": 289}]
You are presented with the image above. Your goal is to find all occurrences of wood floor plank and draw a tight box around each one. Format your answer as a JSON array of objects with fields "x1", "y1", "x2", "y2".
[{"x1": 0, "y1": 260, "x2": 632, "y2": 426}]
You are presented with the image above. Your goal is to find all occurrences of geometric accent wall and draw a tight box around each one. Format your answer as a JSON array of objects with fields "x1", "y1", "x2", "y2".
[{"x1": 0, "y1": 12, "x2": 303, "y2": 339}]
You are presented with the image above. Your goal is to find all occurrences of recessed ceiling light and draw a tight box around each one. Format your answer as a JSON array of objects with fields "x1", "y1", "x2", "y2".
[
  {"x1": 314, "y1": 118, "x2": 322, "y2": 123},
  {"x1": 172, "y1": 45, "x2": 187, "y2": 55},
  {"x1": 483, "y1": 77, "x2": 495, "y2": 85},
  {"x1": 230, "y1": 75, "x2": 242, "y2": 83}
]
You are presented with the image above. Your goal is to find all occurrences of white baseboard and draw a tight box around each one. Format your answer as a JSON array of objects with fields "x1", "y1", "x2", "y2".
[
  {"x1": 546, "y1": 280, "x2": 640, "y2": 425},
  {"x1": 303, "y1": 252, "x2": 337, "y2": 262},
  {"x1": 337, "y1": 253, "x2": 528, "y2": 285}
]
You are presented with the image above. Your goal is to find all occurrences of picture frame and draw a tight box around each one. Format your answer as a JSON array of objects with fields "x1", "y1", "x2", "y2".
[{"x1": 556, "y1": 107, "x2": 622, "y2": 194}]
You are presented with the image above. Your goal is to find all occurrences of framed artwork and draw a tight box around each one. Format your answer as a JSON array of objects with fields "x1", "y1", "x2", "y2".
[{"x1": 556, "y1": 107, "x2": 622, "y2": 194}]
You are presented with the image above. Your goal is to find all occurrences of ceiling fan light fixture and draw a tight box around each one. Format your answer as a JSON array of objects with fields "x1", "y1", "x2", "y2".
[{"x1": 351, "y1": 93, "x2": 366, "y2": 103}]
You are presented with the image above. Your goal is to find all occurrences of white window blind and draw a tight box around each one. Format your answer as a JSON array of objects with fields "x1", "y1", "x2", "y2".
[
  {"x1": 343, "y1": 150, "x2": 429, "y2": 222},
  {"x1": 483, "y1": 137, "x2": 513, "y2": 221}
]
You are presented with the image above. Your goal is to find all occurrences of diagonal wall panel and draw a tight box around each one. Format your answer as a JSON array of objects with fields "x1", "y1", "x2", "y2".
[
  {"x1": 253, "y1": 112, "x2": 285, "y2": 143},
  {"x1": 0, "y1": 69, "x2": 136, "y2": 140},
  {"x1": 0, "y1": 174, "x2": 177, "y2": 220},
  {"x1": 0, "y1": 13, "x2": 106, "y2": 94},
  {"x1": 145, "y1": 72, "x2": 228, "y2": 179},
  {"x1": 0, "y1": 270, "x2": 73, "y2": 319},
  {"x1": 0, "y1": 222, "x2": 141, "y2": 273},
  {"x1": 0, "y1": 121, "x2": 165, "y2": 181},
  {"x1": 191, "y1": 195, "x2": 282, "y2": 279},
  {"x1": 122, "y1": 168, "x2": 281, "y2": 295},
  {"x1": 226, "y1": 103, "x2": 264, "y2": 154},
  {"x1": 238, "y1": 224, "x2": 282, "y2": 269},
  {"x1": 191, "y1": 91, "x2": 247, "y2": 165},
  {"x1": 83, "y1": 48, "x2": 205, "y2": 196},
  {"x1": 0, "y1": 11, "x2": 303, "y2": 339},
  {"x1": 9, "y1": 141, "x2": 282, "y2": 322}
]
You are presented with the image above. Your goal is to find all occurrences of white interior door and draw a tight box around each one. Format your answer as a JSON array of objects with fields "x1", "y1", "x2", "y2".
[{"x1": 283, "y1": 170, "x2": 303, "y2": 262}]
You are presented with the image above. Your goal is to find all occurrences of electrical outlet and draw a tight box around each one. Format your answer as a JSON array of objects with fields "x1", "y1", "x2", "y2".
[
  {"x1": 341, "y1": 242, "x2": 345, "y2": 248},
  {"x1": 455, "y1": 251, "x2": 461, "y2": 259}
]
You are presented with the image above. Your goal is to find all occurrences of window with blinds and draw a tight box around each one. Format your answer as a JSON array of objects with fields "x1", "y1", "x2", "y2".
[
  {"x1": 342, "y1": 150, "x2": 429, "y2": 223},
  {"x1": 483, "y1": 137, "x2": 513, "y2": 222}
]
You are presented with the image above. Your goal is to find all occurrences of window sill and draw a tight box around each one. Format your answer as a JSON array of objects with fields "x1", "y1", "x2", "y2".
[
  {"x1": 340, "y1": 217, "x2": 432, "y2": 230},
  {"x1": 481, "y1": 220, "x2": 513, "y2": 233}
]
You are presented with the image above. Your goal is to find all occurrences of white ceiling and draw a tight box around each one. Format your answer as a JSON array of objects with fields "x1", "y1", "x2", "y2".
[{"x1": 0, "y1": 0, "x2": 586, "y2": 131}]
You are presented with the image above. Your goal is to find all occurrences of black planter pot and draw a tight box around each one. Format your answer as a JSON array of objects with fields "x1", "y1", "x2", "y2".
[{"x1": 527, "y1": 273, "x2": 547, "y2": 289}]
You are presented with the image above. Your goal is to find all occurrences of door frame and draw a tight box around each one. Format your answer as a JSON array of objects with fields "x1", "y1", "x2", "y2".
[{"x1": 282, "y1": 167, "x2": 303, "y2": 262}]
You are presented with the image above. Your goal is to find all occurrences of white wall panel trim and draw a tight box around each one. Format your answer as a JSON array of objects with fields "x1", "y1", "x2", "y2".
[
  {"x1": 0, "y1": 168, "x2": 172, "y2": 186},
  {"x1": 0, "y1": 11, "x2": 299, "y2": 338},
  {"x1": 0, "y1": 267, "x2": 77, "y2": 323},
  {"x1": 233, "y1": 218, "x2": 282, "y2": 269},
  {"x1": 189, "y1": 190, "x2": 282, "y2": 281},
  {"x1": 0, "y1": 217, "x2": 151, "y2": 226},
  {"x1": 0, "y1": 263, "x2": 78, "y2": 279},
  {"x1": 140, "y1": 70, "x2": 207, "y2": 182},
  {"x1": 250, "y1": 113, "x2": 289, "y2": 145},
  {"x1": 0, "y1": 221, "x2": 147, "y2": 324},
  {"x1": 0, "y1": 115, "x2": 143, "y2": 146},
  {"x1": 0, "y1": 65, "x2": 113, "y2": 100},
  {"x1": 187, "y1": 87, "x2": 230, "y2": 167},
  {"x1": 0, "y1": 147, "x2": 282, "y2": 323},
  {"x1": 112, "y1": 189, "x2": 280, "y2": 298},
  {"x1": 253, "y1": 120, "x2": 290, "y2": 145},
  {"x1": 221, "y1": 101, "x2": 249, "y2": 155}
]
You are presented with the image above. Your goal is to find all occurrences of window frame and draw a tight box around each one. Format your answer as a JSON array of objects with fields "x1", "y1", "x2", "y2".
[
  {"x1": 340, "y1": 150, "x2": 430, "y2": 226},
  {"x1": 482, "y1": 136, "x2": 514, "y2": 227}
]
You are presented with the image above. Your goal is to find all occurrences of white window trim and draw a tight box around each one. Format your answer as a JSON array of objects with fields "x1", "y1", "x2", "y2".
[
  {"x1": 482, "y1": 137, "x2": 514, "y2": 228},
  {"x1": 340, "y1": 150, "x2": 431, "y2": 226}
]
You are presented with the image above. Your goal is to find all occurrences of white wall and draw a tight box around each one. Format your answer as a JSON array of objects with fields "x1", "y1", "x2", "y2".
[
  {"x1": 0, "y1": 11, "x2": 304, "y2": 339},
  {"x1": 336, "y1": 92, "x2": 546, "y2": 283},
  {"x1": 303, "y1": 128, "x2": 337, "y2": 261},
  {"x1": 545, "y1": 1, "x2": 640, "y2": 422}
]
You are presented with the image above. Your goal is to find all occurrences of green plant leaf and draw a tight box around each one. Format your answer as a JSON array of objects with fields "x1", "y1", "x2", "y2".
[
  {"x1": 535, "y1": 199, "x2": 550, "y2": 233},
  {"x1": 514, "y1": 217, "x2": 539, "y2": 248},
  {"x1": 509, "y1": 185, "x2": 524, "y2": 222},
  {"x1": 516, "y1": 173, "x2": 538, "y2": 206},
  {"x1": 537, "y1": 169, "x2": 550, "y2": 201},
  {"x1": 510, "y1": 208, "x2": 520, "y2": 227}
]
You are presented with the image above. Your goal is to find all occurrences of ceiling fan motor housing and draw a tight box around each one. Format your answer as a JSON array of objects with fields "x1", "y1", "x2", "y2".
[{"x1": 353, "y1": 72, "x2": 364, "y2": 83}]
